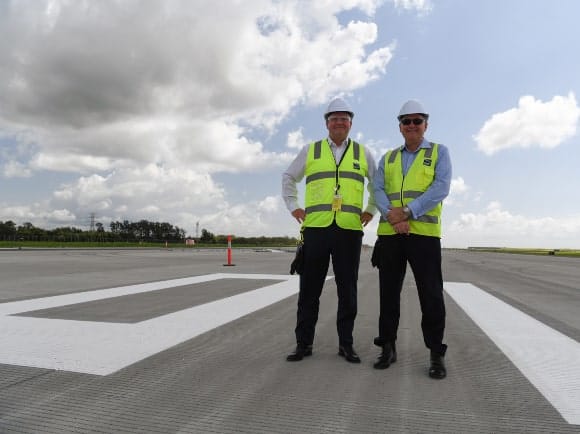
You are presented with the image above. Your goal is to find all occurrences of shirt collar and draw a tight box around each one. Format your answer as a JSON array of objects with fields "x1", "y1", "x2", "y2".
[
  {"x1": 328, "y1": 137, "x2": 350, "y2": 148},
  {"x1": 403, "y1": 138, "x2": 430, "y2": 153}
]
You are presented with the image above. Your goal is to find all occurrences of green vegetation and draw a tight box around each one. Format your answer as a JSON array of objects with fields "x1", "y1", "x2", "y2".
[
  {"x1": 0, "y1": 240, "x2": 181, "y2": 249},
  {"x1": 0, "y1": 219, "x2": 185, "y2": 243},
  {"x1": 467, "y1": 247, "x2": 580, "y2": 258},
  {"x1": 0, "y1": 220, "x2": 298, "y2": 248},
  {"x1": 0, "y1": 240, "x2": 297, "y2": 249}
]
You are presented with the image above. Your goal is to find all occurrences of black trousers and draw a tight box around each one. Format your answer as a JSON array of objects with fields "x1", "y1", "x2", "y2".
[
  {"x1": 376, "y1": 234, "x2": 447, "y2": 355},
  {"x1": 294, "y1": 223, "x2": 362, "y2": 347}
]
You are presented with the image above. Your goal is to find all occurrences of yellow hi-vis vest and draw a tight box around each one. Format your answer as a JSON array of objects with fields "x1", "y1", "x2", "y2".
[
  {"x1": 377, "y1": 142, "x2": 442, "y2": 237},
  {"x1": 303, "y1": 139, "x2": 367, "y2": 230}
]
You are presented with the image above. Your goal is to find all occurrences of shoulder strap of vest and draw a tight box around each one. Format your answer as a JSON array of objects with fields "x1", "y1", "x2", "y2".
[
  {"x1": 388, "y1": 143, "x2": 437, "y2": 163},
  {"x1": 313, "y1": 140, "x2": 323, "y2": 159},
  {"x1": 424, "y1": 142, "x2": 438, "y2": 158},
  {"x1": 351, "y1": 140, "x2": 360, "y2": 160},
  {"x1": 313, "y1": 139, "x2": 361, "y2": 162},
  {"x1": 387, "y1": 147, "x2": 403, "y2": 164}
]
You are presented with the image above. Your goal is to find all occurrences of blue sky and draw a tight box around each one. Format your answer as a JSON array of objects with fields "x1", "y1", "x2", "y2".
[{"x1": 1, "y1": 0, "x2": 579, "y2": 248}]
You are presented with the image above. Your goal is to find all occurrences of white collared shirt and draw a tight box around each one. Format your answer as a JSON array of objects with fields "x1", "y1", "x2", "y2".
[{"x1": 281, "y1": 137, "x2": 377, "y2": 214}]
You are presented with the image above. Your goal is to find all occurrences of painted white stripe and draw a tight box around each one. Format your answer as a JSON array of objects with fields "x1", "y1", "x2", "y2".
[
  {"x1": 445, "y1": 282, "x2": 580, "y2": 425},
  {"x1": 0, "y1": 273, "x2": 291, "y2": 315},
  {"x1": 0, "y1": 273, "x2": 301, "y2": 376}
]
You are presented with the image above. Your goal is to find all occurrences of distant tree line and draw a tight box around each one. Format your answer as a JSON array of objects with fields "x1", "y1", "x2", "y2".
[
  {"x1": 197, "y1": 228, "x2": 296, "y2": 246},
  {"x1": 0, "y1": 219, "x2": 185, "y2": 243},
  {"x1": 0, "y1": 220, "x2": 297, "y2": 245}
]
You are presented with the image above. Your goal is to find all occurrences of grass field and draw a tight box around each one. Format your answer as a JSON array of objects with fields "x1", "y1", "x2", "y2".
[{"x1": 467, "y1": 247, "x2": 580, "y2": 258}]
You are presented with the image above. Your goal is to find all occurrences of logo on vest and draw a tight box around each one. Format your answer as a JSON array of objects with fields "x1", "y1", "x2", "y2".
[
  {"x1": 353, "y1": 161, "x2": 360, "y2": 170},
  {"x1": 423, "y1": 159, "x2": 432, "y2": 166}
]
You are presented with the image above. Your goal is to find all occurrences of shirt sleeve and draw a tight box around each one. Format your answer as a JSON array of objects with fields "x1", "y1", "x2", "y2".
[
  {"x1": 372, "y1": 153, "x2": 391, "y2": 219},
  {"x1": 281, "y1": 145, "x2": 308, "y2": 213},
  {"x1": 364, "y1": 147, "x2": 378, "y2": 215},
  {"x1": 407, "y1": 143, "x2": 452, "y2": 218}
]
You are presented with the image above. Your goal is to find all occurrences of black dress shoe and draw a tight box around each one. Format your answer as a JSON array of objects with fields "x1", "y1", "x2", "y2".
[
  {"x1": 428, "y1": 352, "x2": 446, "y2": 379},
  {"x1": 338, "y1": 345, "x2": 361, "y2": 363},
  {"x1": 286, "y1": 344, "x2": 312, "y2": 361},
  {"x1": 373, "y1": 336, "x2": 385, "y2": 347},
  {"x1": 373, "y1": 342, "x2": 397, "y2": 370}
]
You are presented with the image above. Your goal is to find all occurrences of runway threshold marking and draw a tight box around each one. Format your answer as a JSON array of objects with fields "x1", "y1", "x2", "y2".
[
  {"x1": 445, "y1": 282, "x2": 580, "y2": 425},
  {"x1": 3, "y1": 276, "x2": 578, "y2": 426},
  {"x1": 0, "y1": 273, "x2": 299, "y2": 376}
]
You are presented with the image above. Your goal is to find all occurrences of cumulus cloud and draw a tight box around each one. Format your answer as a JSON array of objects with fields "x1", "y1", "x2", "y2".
[
  {"x1": 286, "y1": 128, "x2": 309, "y2": 150},
  {"x1": 393, "y1": 0, "x2": 433, "y2": 13},
  {"x1": 3, "y1": 160, "x2": 32, "y2": 178},
  {"x1": 51, "y1": 164, "x2": 225, "y2": 219},
  {"x1": 0, "y1": 0, "x2": 397, "y2": 231},
  {"x1": 0, "y1": 0, "x2": 394, "y2": 173},
  {"x1": 188, "y1": 195, "x2": 289, "y2": 238},
  {"x1": 0, "y1": 203, "x2": 76, "y2": 226},
  {"x1": 445, "y1": 176, "x2": 469, "y2": 206},
  {"x1": 450, "y1": 177, "x2": 468, "y2": 195},
  {"x1": 444, "y1": 201, "x2": 580, "y2": 249},
  {"x1": 474, "y1": 93, "x2": 580, "y2": 155}
]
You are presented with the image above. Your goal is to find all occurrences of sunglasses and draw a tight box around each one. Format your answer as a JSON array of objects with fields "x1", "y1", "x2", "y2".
[{"x1": 400, "y1": 118, "x2": 425, "y2": 126}]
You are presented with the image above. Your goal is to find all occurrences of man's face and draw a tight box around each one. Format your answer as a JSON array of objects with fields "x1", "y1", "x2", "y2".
[
  {"x1": 399, "y1": 114, "x2": 427, "y2": 143},
  {"x1": 326, "y1": 112, "x2": 352, "y2": 143}
]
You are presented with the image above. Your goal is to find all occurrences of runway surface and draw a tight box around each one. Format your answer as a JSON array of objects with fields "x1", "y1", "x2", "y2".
[{"x1": 0, "y1": 247, "x2": 579, "y2": 433}]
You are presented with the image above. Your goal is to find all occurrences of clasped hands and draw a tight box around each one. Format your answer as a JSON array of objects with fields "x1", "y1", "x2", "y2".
[{"x1": 387, "y1": 207, "x2": 410, "y2": 235}]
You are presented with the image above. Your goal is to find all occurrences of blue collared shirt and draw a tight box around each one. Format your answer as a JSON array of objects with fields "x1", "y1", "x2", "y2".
[{"x1": 372, "y1": 138, "x2": 451, "y2": 219}]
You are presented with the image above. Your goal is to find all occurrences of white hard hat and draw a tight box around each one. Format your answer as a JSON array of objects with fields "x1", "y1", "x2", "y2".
[
  {"x1": 324, "y1": 97, "x2": 354, "y2": 120},
  {"x1": 398, "y1": 99, "x2": 429, "y2": 120}
]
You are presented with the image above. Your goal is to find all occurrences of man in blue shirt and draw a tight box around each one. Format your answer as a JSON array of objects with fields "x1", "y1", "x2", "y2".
[{"x1": 372, "y1": 100, "x2": 452, "y2": 379}]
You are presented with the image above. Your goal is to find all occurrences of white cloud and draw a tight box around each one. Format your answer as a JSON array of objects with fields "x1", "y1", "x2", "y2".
[
  {"x1": 0, "y1": 0, "x2": 397, "y2": 232},
  {"x1": 0, "y1": 1, "x2": 395, "y2": 171},
  {"x1": 52, "y1": 172, "x2": 285, "y2": 239},
  {"x1": 47, "y1": 165, "x2": 226, "y2": 231},
  {"x1": 257, "y1": 195, "x2": 281, "y2": 213},
  {"x1": 60, "y1": 165, "x2": 222, "y2": 206},
  {"x1": 31, "y1": 153, "x2": 114, "y2": 174},
  {"x1": 3, "y1": 160, "x2": 32, "y2": 178},
  {"x1": 444, "y1": 201, "x2": 580, "y2": 249},
  {"x1": 450, "y1": 176, "x2": 468, "y2": 195},
  {"x1": 313, "y1": 0, "x2": 383, "y2": 16},
  {"x1": 192, "y1": 196, "x2": 289, "y2": 238},
  {"x1": 392, "y1": 0, "x2": 433, "y2": 13},
  {"x1": 0, "y1": 204, "x2": 76, "y2": 226},
  {"x1": 474, "y1": 93, "x2": 580, "y2": 155},
  {"x1": 286, "y1": 128, "x2": 307, "y2": 150},
  {"x1": 445, "y1": 176, "x2": 469, "y2": 206}
]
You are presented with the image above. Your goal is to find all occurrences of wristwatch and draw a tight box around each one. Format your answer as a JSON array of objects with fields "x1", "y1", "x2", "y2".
[{"x1": 403, "y1": 206, "x2": 411, "y2": 220}]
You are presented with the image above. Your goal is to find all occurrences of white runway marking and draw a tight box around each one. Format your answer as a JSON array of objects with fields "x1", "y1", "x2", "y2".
[
  {"x1": 445, "y1": 282, "x2": 580, "y2": 425},
  {"x1": 3, "y1": 276, "x2": 579, "y2": 426},
  {"x1": 0, "y1": 273, "x2": 299, "y2": 376}
]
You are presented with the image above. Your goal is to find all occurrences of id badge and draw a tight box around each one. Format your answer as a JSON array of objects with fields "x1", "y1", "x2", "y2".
[{"x1": 331, "y1": 194, "x2": 343, "y2": 211}]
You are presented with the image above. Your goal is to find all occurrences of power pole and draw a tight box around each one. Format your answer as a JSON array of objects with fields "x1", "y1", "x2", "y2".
[
  {"x1": 196, "y1": 221, "x2": 199, "y2": 239},
  {"x1": 89, "y1": 213, "x2": 96, "y2": 232}
]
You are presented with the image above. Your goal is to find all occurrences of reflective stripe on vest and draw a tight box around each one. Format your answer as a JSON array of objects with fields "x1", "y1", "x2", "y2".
[
  {"x1": 377, "y1": 142, "x2": 442, "y2": 237},
  {"x1": 303, "y1": 139, "x2": 367, "y2": 230}
]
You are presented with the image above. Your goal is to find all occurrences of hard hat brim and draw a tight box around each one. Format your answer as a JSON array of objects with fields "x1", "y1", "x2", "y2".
[{"x1": 325, "y1": 111, "x2": 354, "y2": 120}]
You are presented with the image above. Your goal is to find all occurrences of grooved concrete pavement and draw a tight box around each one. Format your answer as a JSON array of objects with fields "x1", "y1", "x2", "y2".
[{"x1": 0, "y1": 248, "x2": 579, "y2": 433}]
